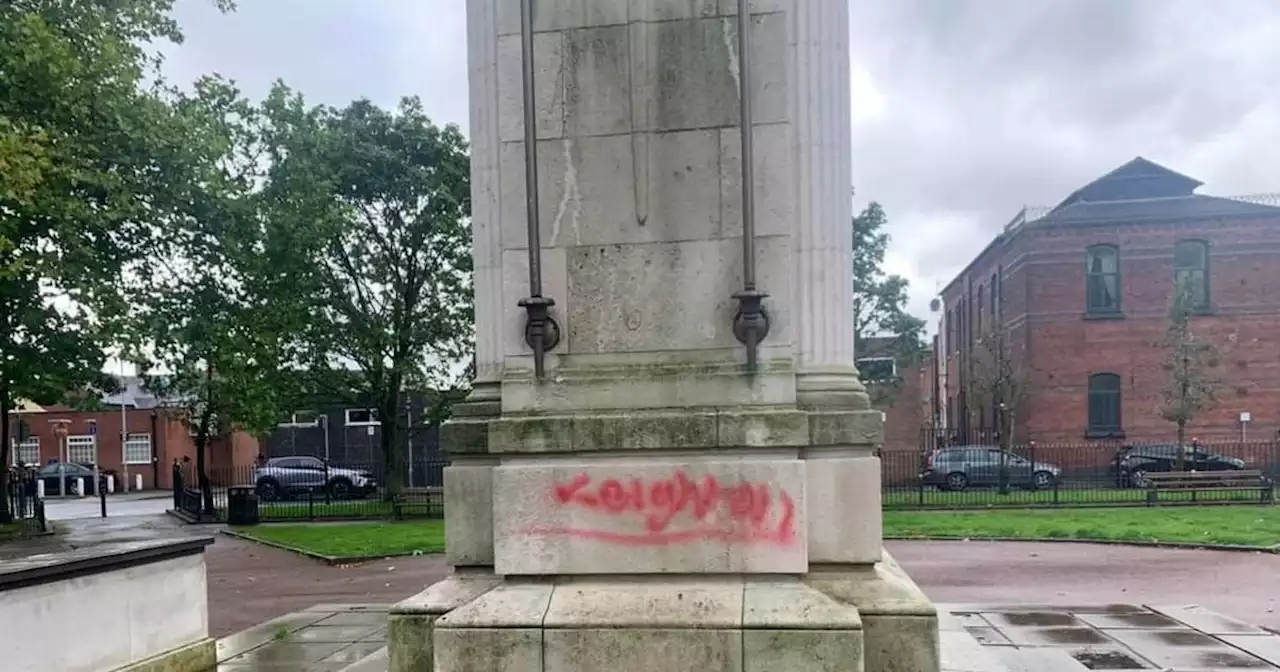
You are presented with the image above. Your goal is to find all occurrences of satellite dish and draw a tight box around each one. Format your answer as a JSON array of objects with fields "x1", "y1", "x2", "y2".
[{"x1": 929, "y1": 297, "x2": 942, "y2": 313}]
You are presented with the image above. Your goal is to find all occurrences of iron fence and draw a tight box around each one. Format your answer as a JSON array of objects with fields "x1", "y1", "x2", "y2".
[
  {"x1": 884, "y1": 439, "x2": 1280, "y2": 509},
  {"x1": 5, "y1": 468, "x2": 47, "y2": 535},
  {"x1": 173, "y1": 458, "x2": 448, "y2": 523}
]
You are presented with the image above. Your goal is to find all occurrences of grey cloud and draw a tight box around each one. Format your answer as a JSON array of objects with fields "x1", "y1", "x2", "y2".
[{"x1": 159, "y1": 0, "x2": 1279, "y2": 327}]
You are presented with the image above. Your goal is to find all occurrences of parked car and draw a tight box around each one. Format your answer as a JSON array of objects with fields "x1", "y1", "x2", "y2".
[
  {"x1": 37, "y1": 462, "x2": 99, "y2": 496},
  {"x1": 920, "y1": 446, "x2": 1061, "y2": 492},
  {"x1": 253, "y1": 456, "x2": 377, "y2": 501},
  {"x1": 1112, "y1": 444, "x2": 1248, "y2": 487}
]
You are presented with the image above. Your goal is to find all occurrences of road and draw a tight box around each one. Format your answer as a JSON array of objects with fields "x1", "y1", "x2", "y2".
[{"x1": 42, "y1": 492, "x2": 172, "y2": 520}]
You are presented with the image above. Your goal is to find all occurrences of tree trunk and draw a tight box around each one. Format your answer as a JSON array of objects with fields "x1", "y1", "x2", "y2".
[
  {"x1": 1175, "y1": 419, "x2": 1187, "y2": 472},
  {"x1": 195, "y1": 414, "x2": 214, "y2": 517},
  {"x1": 379, "y1": 387, "x2": 403, "y2": 501},
  {"x1": 0, "y1": 383, "x2": 12, "y2": 524}
]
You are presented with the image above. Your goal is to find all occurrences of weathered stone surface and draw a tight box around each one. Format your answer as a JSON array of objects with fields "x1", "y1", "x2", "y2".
[
  {"x1": 387, "y1": 614, "x2": 434, "y2": 672},
  {"x1": 444, "y1": 465, "x2": 498, "y2": 567},
  {"x1": 717, "y1": 409, "x2": 809, "y2": 448},
  {"x1": 496, "y1": 0, "x2": 628, "y2": 36},
  {"x1": 564, "y1": 236, "x2": 792, "y2": 354},
  {"x1": 863, "y1": 615, "x2": 940, "y2": 672},
  {"x1": 808, "y1": 409, "x2": 884, "y2": 447},
  {"x1": 433, "y1": 628, "x2": 543, "y2": 672},
  {"x1": 743, "y1": 630, "x2": 862, "y2": 672},
  {"x1": 571, "y1": 411, "x2": 718, "y2": 452},
  {"x1": 806, "y1": 457, "x2": 882, "y2": 564},
  {"x1": 493, "y1": 460, "x2": 807, "y2": 574},
  {"x1": 543, "y1": 628, "x2": 743, "y2": 672},
  {"x1": 501, "y1": 247, "x2": 570, "y2": 357},
  {"x1": 742, "y1": 580, "x2": 861, "y2": 629},
  {"x1": 500, "y1": 353, "x2": 797, "y2": 413},
  {"x1": 629, "y1": 14, "x2": 787, "y2": 132},
  {"x1": 719, "y1": 123, "x2": 794, "y2": 239},
  {"x1": 440, "y1": 417, "x2": 491, "y2": 456},
  {"x1": 543, "y1": 579, "x2": 743, "y2": 628}
]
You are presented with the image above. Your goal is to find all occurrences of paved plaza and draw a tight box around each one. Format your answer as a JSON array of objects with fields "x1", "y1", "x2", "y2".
[{"x1": 212, "y1": 602, "x2": 1280, "y2": 671}]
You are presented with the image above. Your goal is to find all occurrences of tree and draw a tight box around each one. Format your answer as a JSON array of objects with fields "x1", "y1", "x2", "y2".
[
  {"x1": 263, "y1": 90, "x2": 473, "y2": 499},
  {"x1": 965, "y1": 322, "x2": 1030, "y2": 494},
  {"x1": 0, "y1": 0, "x2": 232, "y2": 522},
  {"x1": 1159, "y1": 278, "x2": 1224, "y2": 471},
  {"x1": 130, "y1": 76, "x2": 311, "y2": 517},
  {"x1": 851, "y1": 201, "x2": 927, "y2": 405}
]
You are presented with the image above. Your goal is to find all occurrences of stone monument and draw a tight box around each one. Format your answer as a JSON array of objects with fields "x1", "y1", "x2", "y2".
[{"x1": 389, "y1": 0, "x2": 940, "y2": 669}]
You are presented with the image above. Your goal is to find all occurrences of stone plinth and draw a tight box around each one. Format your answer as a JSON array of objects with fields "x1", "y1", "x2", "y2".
[{"x1": 393, "y1": 0, "x2": 940, "y2": 668}]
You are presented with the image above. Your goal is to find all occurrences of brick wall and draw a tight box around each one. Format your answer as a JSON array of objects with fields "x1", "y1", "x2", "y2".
[
  {"x1": 941, "y1": 213, "x2": 1280, "y2": 445},
  {"x1": 9, "y1": 409, "x2": 258, "y2": 490}
]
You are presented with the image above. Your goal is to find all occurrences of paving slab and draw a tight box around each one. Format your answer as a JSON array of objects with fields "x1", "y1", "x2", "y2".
[
  {"x1": 1148, "y1": 604, "x2": 1272, "y2": 635},
  {"x1": 1223, "y1": 635, "x2": 1280, "y2": 666}
]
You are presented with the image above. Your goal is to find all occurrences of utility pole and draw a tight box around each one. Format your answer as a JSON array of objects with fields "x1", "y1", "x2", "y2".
[{"x1": 121, "y1": 360, "x2": 130, "y2": 493}]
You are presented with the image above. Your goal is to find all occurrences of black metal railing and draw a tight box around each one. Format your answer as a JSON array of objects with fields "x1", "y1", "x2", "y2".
[
  {"x1": 884, "y1": 438, "x2": 1280, "y2": 510},
  {"x1": 5, "y1": 468, "x2": 47, "y2": 536},
  {"x1": 171, "y1": 459, "x2": 448, "y2": 523}
]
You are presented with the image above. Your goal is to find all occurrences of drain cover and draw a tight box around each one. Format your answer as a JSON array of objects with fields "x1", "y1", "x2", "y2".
[{"x1": 1071, "y1": 649, "x2": 1150, "y2": 670}]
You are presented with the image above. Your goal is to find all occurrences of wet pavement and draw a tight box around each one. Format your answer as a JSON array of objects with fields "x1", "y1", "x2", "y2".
[
  {"x1": 215, "y1": 602, "x2": 1280, "y2": 671},
  {"x1": 941, "y1": 603, "x2": 1280, "y2": 670},
  {"x1": 889, "y1": 539, "x2": 1280, "y2": 631},
  {"x1": 215, "y1": 604, "x2": 390, "y2": 671}
]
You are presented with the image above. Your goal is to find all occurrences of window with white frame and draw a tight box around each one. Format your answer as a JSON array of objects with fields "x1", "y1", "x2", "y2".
[
  {"x1": 277, "y1": 410, "x2": 319, "y2": 427},
  {"x1": 124, "y1": 434, "x2": 152, "y2": 464},
  {"x1": 10, "y1": 437, "x2": 38, "y2": 466},
  {"x1": 66, "y1": 435, "x2": 96, "y2": 465},
  {"x1": 855, "y1": 357, "x2": 897, "y2": 384},
  {"x1": 344, "y1": 408, "x2": 380, "y2": 426}
]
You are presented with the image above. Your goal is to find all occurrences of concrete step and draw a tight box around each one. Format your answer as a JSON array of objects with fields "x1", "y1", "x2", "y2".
[{"x1": 338, "y1": 646, "x2": 388, "y2": 672}]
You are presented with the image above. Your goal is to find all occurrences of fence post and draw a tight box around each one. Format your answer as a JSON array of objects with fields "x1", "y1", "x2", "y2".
[
  {"x1": 1029, "y1": 441, "x2": 1038, "y2": 492},
  {"x1": 307, "y1": 488, "x2": 315, "y2": 520}
]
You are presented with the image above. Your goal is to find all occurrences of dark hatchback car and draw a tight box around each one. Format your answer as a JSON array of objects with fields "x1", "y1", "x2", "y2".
[
  {"x1": 1112, "y1": 444, "x2": 1248, "y2": 487},
  {"x1": 920, "y1": 446, "x2": 1061, "y2": 491}
]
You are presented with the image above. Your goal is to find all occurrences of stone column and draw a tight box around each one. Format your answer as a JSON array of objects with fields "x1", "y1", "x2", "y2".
[{"x1": 792, "y1": 0, "x2": 869, "y2": 412}]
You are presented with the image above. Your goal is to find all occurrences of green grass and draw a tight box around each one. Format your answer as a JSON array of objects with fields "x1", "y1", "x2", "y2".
[
  {"x1": 231, "y1": 520, "x2": 446, "y2": 557},
  {"x1": 230, "y1": 506, "x2": 1280, "y2": 558},
  {"x1": 883, "y1": 506, "x2": 1280, "y2": 548},
  {"x1": 0, "y1": 522, "x2": 24, "y2": 542}
]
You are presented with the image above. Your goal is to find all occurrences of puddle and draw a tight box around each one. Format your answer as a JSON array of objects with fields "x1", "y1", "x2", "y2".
[
  {"x1": 1039, "y1": 628, "x2": 1113, "y2": 645},
  {"x1": 1072, "y1": 649, "x2": 1151, "y2": 670},
  {"x1": 1153, "y1": 630, "x2": 1220, "y2": 647},
  {"x1": 1194, "y1": 650, "x2": 1274, "y2": 668},
  {"x1": 1098, "y1": 613, "x2": 1181, "y2": 629},
  {"x1": 997, "y1": 612, "x2": 1079, "y2": 627}
]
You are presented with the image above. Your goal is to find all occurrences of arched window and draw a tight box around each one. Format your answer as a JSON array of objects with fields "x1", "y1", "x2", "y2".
[
  {"x1": 1087, "y1": 373, "x2": 1123, "y2": 435},
  {"x1": 1086, "y1": 245, "x2": 1120, "y2": 314},
  {"x1": 1174, "y1": 240, "x2": 1209, "y2": 310}
]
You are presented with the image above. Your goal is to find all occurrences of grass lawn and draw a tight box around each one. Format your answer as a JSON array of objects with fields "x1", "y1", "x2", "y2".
[
  {"x1": 231, "y1": 520, "x2": 446, "y2": 557},
  {"x1": 229, "y1": 505, "x2": 1280, "y2": 558},
  {"x1": 0, "y1": 522, "x2": 24, "y2": 542},
  {"x1": 883, "y1": 505, "x2": 1280, "y2": 548}
]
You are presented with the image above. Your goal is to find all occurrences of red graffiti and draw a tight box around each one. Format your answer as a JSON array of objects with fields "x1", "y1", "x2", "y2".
[{"x1": 527, "y1": 471, "x2": 796, "y2": 547}]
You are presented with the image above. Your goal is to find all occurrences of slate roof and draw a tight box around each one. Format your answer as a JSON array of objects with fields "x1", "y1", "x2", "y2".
[{"x1": 1038, "y1": 157, "x2": 1280, "y2": 224}]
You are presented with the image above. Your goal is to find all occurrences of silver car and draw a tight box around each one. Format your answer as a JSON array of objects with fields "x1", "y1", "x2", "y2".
[{"x1": 253, "y1": 456, "x2": 377, "y2": 500}]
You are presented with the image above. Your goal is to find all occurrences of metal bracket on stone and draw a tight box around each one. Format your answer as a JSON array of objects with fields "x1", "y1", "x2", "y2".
[
  {"x1": 519, "y1": 296, "x2": 561, "y2": 379},
  {"x1": 517, "y1": 0, "x2": 558, "y2": 381},
  {"x1": 733, "y1": 290, "x2": 771, "y2": 372},
  {"x1": 731, "y1": 0, "x2": 770, "y2": 374}
]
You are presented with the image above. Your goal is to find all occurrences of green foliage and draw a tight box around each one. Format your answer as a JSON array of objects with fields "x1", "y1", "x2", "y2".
[
  {"x1": 131, "y1": 76, "x2": 311, "y2": 515},
  {"x1": 1159, "y1": 277, "x2": 1225, "y2": 467},
  {"x1": 851, "y1": 201, "x2": 927, "y2": 405},
  {"x1": 0, "y1": 0, "x2": 231, "y2": 521},
  {"x1": 262, "y1": 89, "x2": 473, "y2": 496}
]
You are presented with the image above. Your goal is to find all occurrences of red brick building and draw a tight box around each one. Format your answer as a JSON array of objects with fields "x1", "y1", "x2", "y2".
[
  {"x1": 858, "y1": 336, "x2": 933, "y2": 453},
  {"x1": 936, "y1": 157, "x2": 1280, "y2": 447},
  {"x1": 8, "y1": 407, "x2": 260, "y2": 490}
]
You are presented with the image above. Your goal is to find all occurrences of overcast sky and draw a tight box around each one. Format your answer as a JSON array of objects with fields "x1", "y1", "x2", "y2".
[{"x1": 163, "y1": 0, "x2": 1280, "y2": 328}]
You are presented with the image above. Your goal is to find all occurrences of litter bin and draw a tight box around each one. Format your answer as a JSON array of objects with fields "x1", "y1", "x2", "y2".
[{"x1": 226, "y1": 486, "x2": 260, "y2": 526}]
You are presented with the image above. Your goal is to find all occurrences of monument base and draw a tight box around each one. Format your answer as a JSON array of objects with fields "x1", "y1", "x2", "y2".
[{"x1": 390, "y1": 551, "x2": 939, "y2": 672}]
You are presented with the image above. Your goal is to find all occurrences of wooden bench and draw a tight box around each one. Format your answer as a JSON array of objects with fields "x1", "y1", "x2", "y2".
[{"x1": 1143, "y1": 470, "x2": 1274, "y2": 505}]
